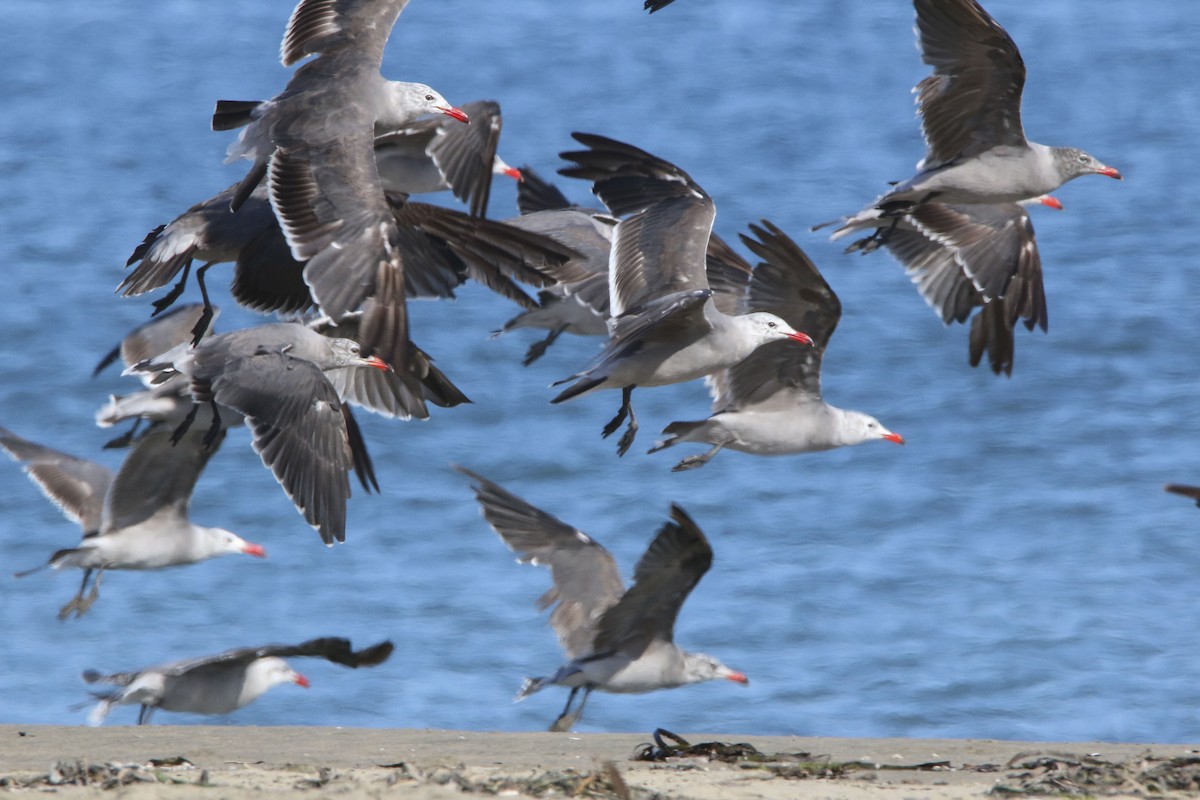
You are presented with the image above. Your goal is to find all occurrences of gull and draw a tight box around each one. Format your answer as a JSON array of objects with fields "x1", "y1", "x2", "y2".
[
  {"x1": 650, "y1": 220, "x2": 903, "y2": 470},
  {"x1": 3, "y1": 422, "x2": 265, "y2": 620},
  {"x1": 457, "y1": 466, "x2": 747, "y2": 732},
  {"x1": 216, "y1": 0, "x2": 470, "y2": 371},
  {"x1": 550, "y1": 133, "x2": 812, "y2": 456},
  {"x1": 84, "y1": 637, "x2": 393, "y2": 725},
  {"x1": 827, "y1": 0, "x2": 1119, "y2": 241},
  {"x1": 133, "y1": 322, "x2": 393, "y2": 545}
]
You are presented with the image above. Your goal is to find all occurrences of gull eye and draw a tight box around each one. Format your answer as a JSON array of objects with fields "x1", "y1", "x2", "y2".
[
  {"x1": 767, "y1": 321, "x2": 777, "y2": 328},
  {"x1": 425, "y1": 94, "x2": 435, "y2": 101}
]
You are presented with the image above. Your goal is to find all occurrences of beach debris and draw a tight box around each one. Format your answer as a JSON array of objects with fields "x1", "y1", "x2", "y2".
[
  {"x1": 989, "y1": 750, "x2": 1200, "y2": 795},
  {"x1": 0, "y1": 757, "x2": 197, "y2": 790},
  {"x1": 377, "y1": 761, "x2": 652, "y2": 799}
]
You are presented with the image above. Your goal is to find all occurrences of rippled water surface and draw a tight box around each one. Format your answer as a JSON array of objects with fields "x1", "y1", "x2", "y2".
[{"x1": 1, "y1": 0, "x2": 1198, "y2": 742}]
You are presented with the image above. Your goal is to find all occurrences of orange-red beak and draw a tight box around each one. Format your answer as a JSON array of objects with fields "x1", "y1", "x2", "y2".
[
  {"x1": 727, "y1": 671, "x2": 749, "y2": 685},
  {"x1": 438, "y1": 106, "x2": 469, "y2": 124},
  {"x1": 294, "y1": 674, "x2": 310, "y2": 688},
  {"x1": 1097, "y1": 165, "x2": 1122, "y2": 180},
  {"x1": 883, "y1": 432, "x2": 905, "y2": 445},
  {"x1": 1038, "y1": 196, "x2": 1063, "y2": 210},
  {"x1": 503, "y1": 166, "x2": 523, "y2": 182},
  {"x1": 242, "y1": 543, "x2": 268, "y2": 558},
  {"x1": 788, "y1": 331, "x2": 814, "y2": 345},
  {"x1": 364, "y1": 355, "x2": 392, "y2": 372}
]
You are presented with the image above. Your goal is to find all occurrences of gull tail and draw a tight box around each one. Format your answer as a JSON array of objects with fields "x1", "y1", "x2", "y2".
[
  {"x1": 212, "y1": 99, "x2": 261, "y2": 132},
  {"x1": 648, "y1": 420, "x2": 704, "y2": 453},
  {"x1": 515, "y1": 677, "x2": 548, "y2": 702},
  {"x1": 550, "y1": 376, "x2": 604, "y2": 404}
]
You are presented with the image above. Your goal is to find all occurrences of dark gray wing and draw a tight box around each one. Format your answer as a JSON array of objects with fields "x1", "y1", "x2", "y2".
[
  {"x1": 704, "y1": 232, "x2": 754, "y2": 317},
  {"x1": 104, "y1": 414, "x2": 226, "y2": 532},
  {"x1": 1166, "y1": 484, "x2": 1200, "y2": 508},
  {"x1": 645, "y1": 0, "x2": 677, "y2": 11},
  {"x1": 250, "y1": 637, "x2": 394, "y2": 668},
  {"x1": 456, "y1": 466, "x2": 625, "y2": 659},
  {"x1": 878, "y1": 203, "x2": 1046, "y2": 377},
  {"x1": 270, "y1": 106, "x2": 409, "y2": 369},
  {"x1": 516, "y1": 165, "x2": 573, "y2": 214},
  {"x1": 914, "y1": 0, "x2": 1027, "y2": 168},
  {"x1": 710, "y1": 221, "x2": 839, "y2": 411},
  {"x1": 0, "y1": 427, "x2": 112, "y2": 535},
  {"x1": 424, "y1": 99, "x2": 504, "y2": 218},
  {"x1": 607, "y1": 196, "x2": 715, "y2": 319},
  {"x1": 197, "y1": 350, "x2": 354, "y2": 544},
  {"x1": 281, "y1": 0, "x2": 411, "y2": 67},
  {"x1": 907, "y1": 202, "x2": 1044, "y2": 307},
  {"x1": 591, "y1": 505, "x2": 712, "y2": 658},
  {"x1": 557, "y1": 133, "x2": 714, "y2": 316}
]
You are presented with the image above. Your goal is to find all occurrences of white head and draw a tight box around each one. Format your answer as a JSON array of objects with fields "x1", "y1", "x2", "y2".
[
  {"x1": 840, "y1": 411, "x2": 905, "y2": 447},
  {"x1": 739, "y1": 312, "x2": 813, "y2": 347},
  {"x1": 206, "y1": 528, "x2": 268, "y2": 560},
  {"x1": 492, "y1": 155, "x2": 523, "y2": 182},
  {"x1": 1052, "y1": 147, "x2": 1122, "y2": 182},
  {"x1": 242, "y1": 657, "x2": 309, "y2": 707},
  {"x1": 326, "y1": 337, "x2": 391, "y2": 372},
  {"x1": 384, "y1": 82, "x2": 469, "y2": 126},
  {"x1": 681, "y1": 652, "x2": 749, "y2": 686}
]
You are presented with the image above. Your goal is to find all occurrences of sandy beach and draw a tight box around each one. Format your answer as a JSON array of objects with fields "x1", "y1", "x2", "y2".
[{"x1": 2, "y1": 725, "x2": 1198, "y2": 798}]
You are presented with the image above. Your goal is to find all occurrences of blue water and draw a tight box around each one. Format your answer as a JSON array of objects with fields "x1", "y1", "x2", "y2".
[{"x1": 1, "y1": 0, "x2": 1198, "y2": 743}]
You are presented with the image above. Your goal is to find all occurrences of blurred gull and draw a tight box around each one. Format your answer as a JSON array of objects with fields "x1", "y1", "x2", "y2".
[
  {"x1": 458, "y1": 466, "x2": 747, "y2": 732},
  {"x1": 3, "y1": 423, "x2": 265, "y2": 621},
  {"x1": 84, "y1": 637, "x2": 393, "y2": 725},
  {"x1": 551, "y1": 133, "x2": 812, "y2": 456}
]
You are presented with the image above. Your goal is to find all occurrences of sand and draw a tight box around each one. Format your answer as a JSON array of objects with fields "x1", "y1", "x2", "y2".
[{"x1": 2, "y1": 724, "x2": 1198, "y2": 798}]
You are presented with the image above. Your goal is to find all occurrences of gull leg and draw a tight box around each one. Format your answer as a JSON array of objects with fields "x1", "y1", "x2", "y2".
[
  {"x1": 138, "y1": 705, "x2": 155, "y2": 725},
  {"x1": 103, "y1": 418, "x2": 143, "y2": 449},
  {"x1": 150, "y1": 260, "x2": 192, "y2": 316},
  {"x1": 201, "y1": 400, "x2": 223, "y2": 450},
  {"x1": 57, "y1": 568, "x2": 102, "y2": 620},
  {"x1": 190, "y1": 262, "x2": 216, "y2": 346},
  {"x1": 602, "y1": 387, "x2": 638, "y2": 457},
  {"x1": 549, "y1": 686, "x2": 593, "y2": 732},
  {"x1": 523, "y1": 325, "x2": 567, "y2": 367},
  {"x1": 672, "y1": 443, "x2": 724, "y2": 472},
  {"x1": 615, "y1": 402, "x2": 638, "y2": 457},
  {"x1": 170, "y1": 403, "x2": 201, "y2": 445}
]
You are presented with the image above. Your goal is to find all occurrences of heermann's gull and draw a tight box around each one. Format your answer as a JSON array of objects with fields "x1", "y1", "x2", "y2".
[
  {"x1": 845, "y1": 198, "x2": 1057, "y2": 375},
  {"x1": 644, "y1": 0, "x2": 677, "y2": 11},
  {"x1": 827, "y1": 0, "x2": 1119, "y2": 239},
  {"x1": 213, "y1": 98, "x2": 518, "y2": 218},
  {"x1": 456, "y1": 466, "x2": 747, "y2": 732},
  {"x1": 550, "y1": 133, "x2": 812, "y2": 456},
  {"x1": 373, "y1": 99, "x2": 521, "y2": 218},
  {"x1": 134, "y1": 322, "x2": 393, "y2": 545},
  {"x1": 84, "y1": 637, "x2": 393, "y2": 725},
  {"x1": 492, "y1": 166, "x2": 614, "y2": 365},
  {"x1": 2, "y1": 422, "x2": 265, "y2": 620},
  {"x1": 92, "y1": 304, "x2": 224, "y2": 448},
  {"x1": 216, "y1": 0, "x2": 469, "y2": 371},
  {"x1": 650, "y1": 220, "x2": 903, "y2": 470},
  {"x1": 1165, "y1": 484, "x2": 1200, "y2": 508},
  {"x1": 120, "y1": 184, "x2": 579, "y2": 352}
]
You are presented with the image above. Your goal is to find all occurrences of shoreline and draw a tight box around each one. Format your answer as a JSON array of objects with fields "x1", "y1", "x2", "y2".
[{"x1": 3, "y1": 725, "x2": 1197, "y2": 798}]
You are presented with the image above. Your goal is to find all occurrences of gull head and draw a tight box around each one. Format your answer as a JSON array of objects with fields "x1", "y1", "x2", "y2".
[
  {"x1": 385, "y1": 82, "x2": 469, "y2": 125},
  {"x1": 682, "y1": 652, "x2": 749, "y2": 686},
  {"x1": 741, "y1": 312, "x2": 813, "y2": 347},
  {"x1": 1055, "y1": 147, "x2": 1122, "y2": 182}
]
